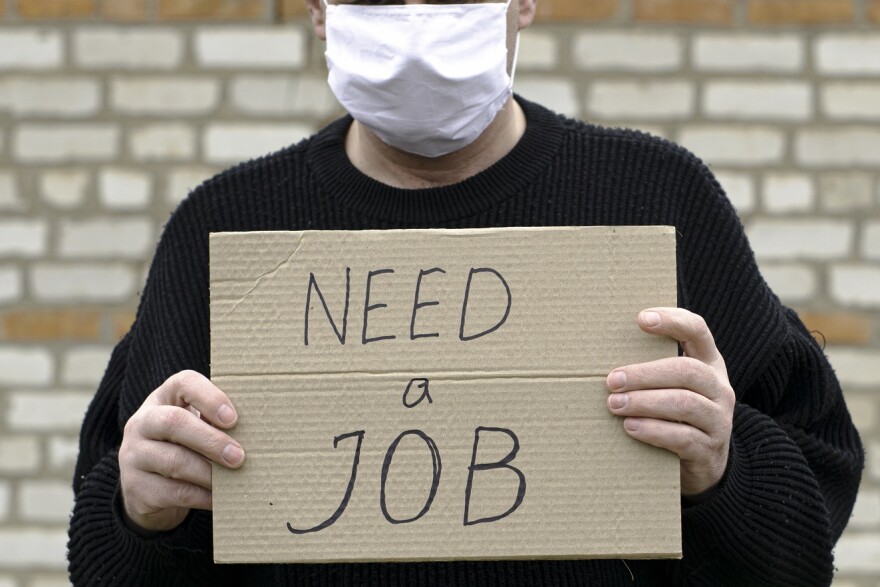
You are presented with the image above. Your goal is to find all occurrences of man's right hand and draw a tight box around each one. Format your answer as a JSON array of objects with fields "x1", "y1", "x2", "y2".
[{"x1": 119, "y1": 370, "x2": 245, "y2": 533}]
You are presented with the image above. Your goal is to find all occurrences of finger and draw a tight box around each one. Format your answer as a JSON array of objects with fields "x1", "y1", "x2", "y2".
[
  {"x1": 638, "y1": 308, "x2": 724, "y2": 368},
  {"x1": 607, "y1": 356, "x2": 725, "y2": 401},
  {"x1": 621, "y1": 417, "x2": 710, "y2": 463},
  {"x1": 149, "y1": 370, "x2": 238, "y2": 430},
  {"x1": 137, "y1": 405, "x2": 245, "y2": 468},
  {"x1": 607, "y1": 389, "x2": 720, "y2": 435},
  {"x1": 130, "y1": 439, "x2": 214, "y2": 490},
  {"x1": 126, "y1": 471, "x2": 213, "y2": 514}
]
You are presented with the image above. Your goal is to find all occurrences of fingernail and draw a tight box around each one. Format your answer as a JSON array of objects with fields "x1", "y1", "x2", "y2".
[
  {"x1": 624, "y1": 418, "x2": 641, "y2": 432},
  {"x1": 222, "y1": 444, "x2": 244, "y2": 466},
  {"x1": 607, "y1": 371, "x2": 627, "y2": 390},
  {"x1": 642, "y1": 311, "x2": 661, "y2": 327},
  {"x1": 218, "y1": 404, "x2": 236, "y2": 425},
  {"x1": 608, "y1": 394, "x2": 628, "y2": 410}
]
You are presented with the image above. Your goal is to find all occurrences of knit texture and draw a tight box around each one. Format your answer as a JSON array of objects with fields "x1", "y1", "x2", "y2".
[{"x1": 68, "y1": 98, "x2": 862, "y2": 587}]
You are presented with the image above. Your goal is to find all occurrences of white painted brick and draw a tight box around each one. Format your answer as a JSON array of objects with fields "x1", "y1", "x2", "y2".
[
  {"x1": 587, "y1": 80, "x2": 693, "y2": 120},
  {"x1": 0, "y1": 77, "x2": 100, "y2": 118},
  {"x1": 0, "y1": 436, "x2": 41, "y2": 474},
  {"x1": 822, "y1": 83, "x2": 880, "y2": 120},
  {"x1": 18, "y1": 481, "x2": 74, "y2": 524},
  {"x1": 0, "y1": 265, "x2": 22, "y2": 303},
  {"x1": 230, "y1": 75, "x2": 340, "y2": 118},
  {"x1": 845, "y1": 394, "x2": 876, "y2": 432},
  {"x1": 830, "y1": 265, "x2": 880, "y2": 309},
  {"x1": 29, "y1": 575, "x2": 72, "y2": 587},
  {"x1": 517, "y1": 30, "x2": 558, "y2": 71},
  {"x1": 30, "y1": 264, "x2": 136, "y2": 303},
  {"x1": 195, "y1": 27, "x2": 306, "y2": 69},
  {"x1": 165, "y1": 167, "x2": 215, "y2": 207},
  {"x1": 816, "y1": 35, "x2": 880, "y2": 76},
  {"x1": 0, "y1": 347, "x2": 53, "y2": 386},
  {"x1": 0, "y1": 172, "x2": 23, "y2": 211},
  {"x1": 826, "y1": 348, "x2": 880, "y2": 387},
  {"x1": 573, "y1": 32, "x2": 682, "y2": 72},
  {"x1": 703, "y1": 81, "x2": 811, "y2": 121},
  {"x1": 514, "y1": 77, "x2": 579, "y2": 117},
  {"x1": 15, "y1": 124, "x2": 119, "y2": 163},
  {"x1": 0, "y1": 30, "x2": 63, "y2": 70},
  {"x1": 74, "y1": 28, "x2": 183, "y2": 70},
  {"x1": 129, "y1": 124, "x2": 196, "y2": 161},
  {"x1": 8, "y1": 392, "x2": 93, "y2": 431},
  {"x1": 111, "y1": 77, "x2": 220, "y2": 116},
  {"x1": 0, "y1": 529, "x2": 67, "y2": 569},
  {"x1": 863, "y1": 223, "x2": 880, "y2": 261},
  {"x1": 204, "y1": 123, "x2": 313, "y2": 164},
  {"x1": 48, "y1": 436, "x2": 80, "y2": 471},
  {"x1": 693, "y1": 34, "x2": 803, "y2": 72},
  {"x1": 0, "y1": 220, "x2": 47, "y2": 258},
  {"x1": 714, "y1": 171, "x2": 755, "y2": 214},
  {"x1": 747, "y1": 219, "x2": 852, "y2": 260},
  {"x1": 99, "y1": 169, "x2": 152, "y2": 210},
  {"x1": 819, "y1": 173, "x2": 873, "y2": 212},
  {"x1": 678, "y1": 126, "x2": 785, "y2": 166},
  {"x1": 763, "y1": 173, "x2": 814, "y2": 213},
  {"x1": 62, "y1": 346, "x2": 112, "y2": 387},
  {"x1": 797, "y1": 130, "x2": 880, "y2": 167},
  {"x1": 58, "y1": 218, "x2": 153, "y2": 259},
  {"x1": 849, "y1": 490, "x2": 880, "y2": 529},
  {"x1": 834, "y1": 534, "x2": 880, "y2": 573},
  {"x1": 759, "y1": 264, "x2": 817, "y2": 303},
  {"x1": 0, "y1": 482, "x2": 9, "y2": 522},
  {"x1": 869, "y1": 441, "x2": 880, "y2": 482},
  {"x1": 39, "y1": 170, "x2": 90, "y2": 210}
]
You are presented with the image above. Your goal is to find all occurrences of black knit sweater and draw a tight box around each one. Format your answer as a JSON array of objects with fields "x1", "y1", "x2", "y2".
[{"x1": 68, "y1": 97, "x2": 862, "y2": 586}]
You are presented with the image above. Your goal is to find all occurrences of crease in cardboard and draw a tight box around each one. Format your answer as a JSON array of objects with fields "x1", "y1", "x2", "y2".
[{"x1": 224, "y1": 233, "x2": 305, "y2": 316}]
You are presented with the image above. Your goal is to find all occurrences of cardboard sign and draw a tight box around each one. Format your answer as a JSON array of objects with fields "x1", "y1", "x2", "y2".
[{"x1": 210, "y1": 226, "x2": 681, "y2": 564}]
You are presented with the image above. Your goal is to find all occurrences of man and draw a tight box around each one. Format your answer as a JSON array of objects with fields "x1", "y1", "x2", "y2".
[{"x1": 68, "y1": 1, "x2": 863, "y2": 585}]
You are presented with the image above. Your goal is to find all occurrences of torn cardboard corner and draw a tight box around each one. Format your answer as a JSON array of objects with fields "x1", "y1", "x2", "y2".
[{"x1": 210, "y1": 226, "x2": 681, "y2": 564}]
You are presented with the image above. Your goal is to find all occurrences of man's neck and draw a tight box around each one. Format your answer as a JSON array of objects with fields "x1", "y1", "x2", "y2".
[{"x1": 344, "y1": 97, "x2": 527, "y2": 190}]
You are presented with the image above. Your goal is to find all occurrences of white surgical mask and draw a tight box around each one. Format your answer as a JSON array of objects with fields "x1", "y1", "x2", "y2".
[{"x1": 324, "y1": 0, "x2": 517, "y2": 158}]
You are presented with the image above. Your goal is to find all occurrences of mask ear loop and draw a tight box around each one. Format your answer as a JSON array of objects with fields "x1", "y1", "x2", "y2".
[
  {"x1": 505, "y1": 0, "x2": 521, "y2": 88},
  {"x1": 509, "y1": 30, "x2": 521, "y2": 88}
]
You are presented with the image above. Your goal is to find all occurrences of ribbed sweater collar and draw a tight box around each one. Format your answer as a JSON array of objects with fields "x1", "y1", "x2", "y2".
[{"x1": 307, "y1": 96, "x2": 565, "y2": 224}]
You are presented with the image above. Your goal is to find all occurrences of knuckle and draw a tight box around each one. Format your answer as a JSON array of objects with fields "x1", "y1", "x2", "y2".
[
  {"x1": 691, "y1": 314, "x2": 710, "y2": 338},
  {"x1": 164, "y1": 449, "x2": 188, "y2": 480},
  {"x1": 675, "y1": 358, "x2": 698, "y2": 383},
  {"x1": 176, "y1": 482, "x2": 205, "y2": 508},
  {"x1": 157, "y1": 406, "x2": 189, "y2": 432},
  {"x1": 673, "y1": 392, "x2": 693, "y2": 417},
  {"x1": 173, "y1": 369, "x2": 201, "y2": 393}
]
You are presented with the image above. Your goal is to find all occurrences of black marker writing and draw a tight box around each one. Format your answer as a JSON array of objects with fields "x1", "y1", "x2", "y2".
[
  {"x1": 380, "y1": 430, "x2": 442, "y2": 525},
  {"x1": 362, "y1": 268, "x2": 396, "y2": 344},
  {"x1": 459, "y1": 268, "x2": 511, "y2": 342},
  {"x1": 304, "y1": 268, "x2": 350, "y2": 346},
  {"x1": 286, "y1": 430, "x2": 364, "y2": 534},
  {"x1": 403, "y1": 378, "x2": 432, "y2": 408},
  {"x1": 463, "y1": 426, "x2": 526, "y2": 526},
  {"x1": 410, "y1": 267, "x2": 446, "y2": 340}
]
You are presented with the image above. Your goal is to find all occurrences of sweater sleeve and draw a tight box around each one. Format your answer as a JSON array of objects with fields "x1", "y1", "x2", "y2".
[
  {"x1": 670, "y1": 167, "x2": 863, "y2": 587},
  {"x1": 67, "y1": 193, "x2": 242, "y2": 587}
]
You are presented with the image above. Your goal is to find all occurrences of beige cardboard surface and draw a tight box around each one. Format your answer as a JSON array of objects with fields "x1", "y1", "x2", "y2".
[{"x1": 210, "y1": 226, "x2": 681, "y2": 564}]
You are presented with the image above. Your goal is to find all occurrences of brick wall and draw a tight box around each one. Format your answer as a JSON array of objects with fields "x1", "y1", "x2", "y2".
[{"x1": 0, "y1": 0, "x2": 877, "y2": 585}]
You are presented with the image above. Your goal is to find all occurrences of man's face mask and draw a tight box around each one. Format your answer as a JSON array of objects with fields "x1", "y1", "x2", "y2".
[{"x1": 323, "y1": 0, "x2": 518, "y2": 158}]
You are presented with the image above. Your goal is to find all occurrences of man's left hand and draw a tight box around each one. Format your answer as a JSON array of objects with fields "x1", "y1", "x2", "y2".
[{"x1": 606, "y1": 307, "x2": 735, "y2": 497}]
